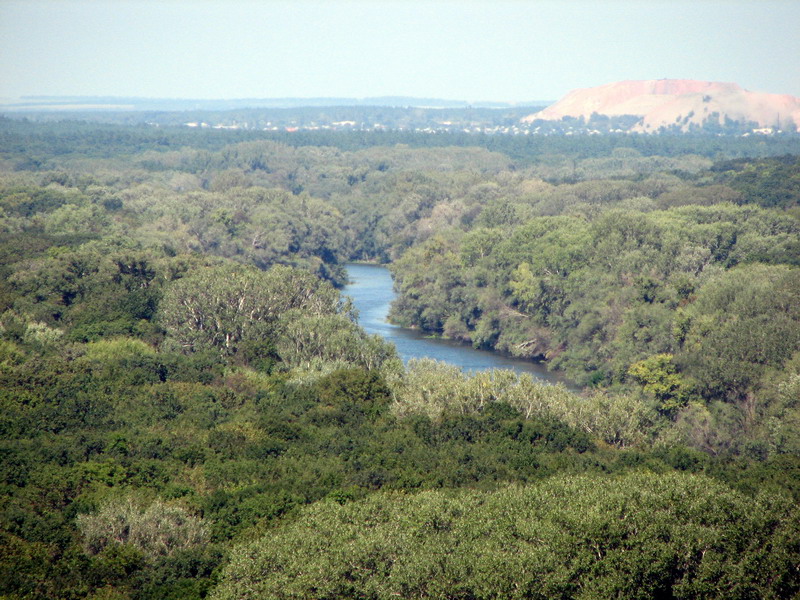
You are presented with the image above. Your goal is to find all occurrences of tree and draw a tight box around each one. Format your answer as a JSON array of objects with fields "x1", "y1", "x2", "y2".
[
  {"x1": 628, "y1": 353, "x2": 690, "y2": 417},
  {"x1": 158, "y1": 263, "x2": 345, "y2": 357},
  {"x1": 678, "y1": 264, "x2": 800, "y2": 401},
  {"x1": 275, "y1": 311, "x2": 398, "y2": 372},
  {"x1": 77, "y1": 497, "x2": 207, "y2": 559},
  {"x1": 213, "y1": 472, "x2": 800, "y2": 600}
]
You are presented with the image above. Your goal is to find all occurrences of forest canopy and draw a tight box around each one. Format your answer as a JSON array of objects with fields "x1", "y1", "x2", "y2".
[{"x1": 1, "y1": 117, "x2": 799, "y2": 599}]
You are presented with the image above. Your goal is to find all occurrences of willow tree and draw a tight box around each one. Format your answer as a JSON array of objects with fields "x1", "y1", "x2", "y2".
[{"x1": 158, "y1": 263, "x2": 346, "y2": 357}]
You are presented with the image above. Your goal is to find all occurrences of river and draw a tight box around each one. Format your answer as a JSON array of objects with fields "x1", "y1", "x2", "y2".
[{"x1": 344, "y1": 263, "x2": 576, "y2": 388}]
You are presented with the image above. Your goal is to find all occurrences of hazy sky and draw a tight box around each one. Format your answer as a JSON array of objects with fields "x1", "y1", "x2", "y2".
[{"x1": 1, "y1": 0, "x2": 798, "y2": 102}]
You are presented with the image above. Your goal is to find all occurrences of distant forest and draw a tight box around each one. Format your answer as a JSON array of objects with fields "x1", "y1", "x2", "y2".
[
  {"x1": 1, "y1": 116, "x2": 799, "y2": 599},
  {"x1": 7, "y1": 97, "x2": 800, "y2": 135}
]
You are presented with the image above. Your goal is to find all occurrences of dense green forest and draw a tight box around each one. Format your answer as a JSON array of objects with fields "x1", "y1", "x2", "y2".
[{"x1": 1, "y1": 117, "x2": 800, "y2": 599}]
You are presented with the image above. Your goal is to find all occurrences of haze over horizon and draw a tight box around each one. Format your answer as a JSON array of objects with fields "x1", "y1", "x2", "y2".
[{"x1": 1, "y1": 0, "x2": 799, "y2": 104}]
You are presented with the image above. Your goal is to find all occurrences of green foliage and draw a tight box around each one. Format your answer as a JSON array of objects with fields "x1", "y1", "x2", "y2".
[
  {"x1": 710, "y1": 154, "x2": 800, "y2": 208},
  {"x1": 276, "y1": 311, "x2": 398, "y2": 372},
  {"x1": 393, "y1": 359, "x2": 654, "y2": 448},
  {"x1": 158, "y1": 263, "x2": 343, "y2": 356},
  {"x1": 2, "y1": 117, "x2": 800, "y2": 599},
  {"x1": 77, "y1": 497, "x2": 208, "y2": 560},
  {"x1": 215, "y1": 472, "x2": 800, "y2": 600},
  {"x1": 390, "y1": 203, "x2": 800, "y2": 392},
  {"x1": 79, "y1": 338, "x2": 166, "y2": 386},
  {"x1": 678, "y1": 263, "x2": 800, "y2": 401},
  {"x1": 628, "y1": 353, "x2": 691, "y2": 417},
  {"x1": 3, "y1": 237, "x2": 167, "y2": 342},
  {"x1": 757, "y1": 353, "x2": 800, "y2": 456}
]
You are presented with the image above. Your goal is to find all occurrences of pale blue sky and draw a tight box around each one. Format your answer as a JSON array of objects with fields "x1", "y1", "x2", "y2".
[{"x1": 1, "y1": 0, "x2": 798, "y2": 102}]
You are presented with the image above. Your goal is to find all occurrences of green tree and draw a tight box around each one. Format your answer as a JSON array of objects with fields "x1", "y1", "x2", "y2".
[
  {"x1": 214, "y1": 472, "x2": 800, "y2": 600},
  {"x1": 77, "y1": 497, "x2": 208, "y2": 560},
  {"x1": 679, "y1": 264, "x2": 800, "y2": 401},
  {"x1": 628, "y1": 353, "x2": 691, "y2": 417},
  {"x1": 158, "y1": 263, "x2": 345, "y2": 357}
]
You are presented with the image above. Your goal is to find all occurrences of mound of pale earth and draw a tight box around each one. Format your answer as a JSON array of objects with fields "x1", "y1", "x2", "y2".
[{"x1": 523, "y1": 79, "x2": 800, "y2": 132}]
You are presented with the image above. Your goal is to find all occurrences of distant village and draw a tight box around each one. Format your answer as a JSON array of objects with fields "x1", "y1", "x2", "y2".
[
  {"x1": 182, "y1": 118, "x2": 548, "y2": 136},
  {"x1": 180, "y1": 115, "x2": 788, "y2": 136}
]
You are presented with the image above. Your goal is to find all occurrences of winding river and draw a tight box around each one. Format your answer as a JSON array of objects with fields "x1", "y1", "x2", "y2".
[{"x1": 344, "y1": 263, "x2": 576, "y2": 388}]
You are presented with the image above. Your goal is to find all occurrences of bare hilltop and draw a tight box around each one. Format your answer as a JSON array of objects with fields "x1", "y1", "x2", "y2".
[{"x1": 523, "y1": 79, "x2": 800, "y2": 133}]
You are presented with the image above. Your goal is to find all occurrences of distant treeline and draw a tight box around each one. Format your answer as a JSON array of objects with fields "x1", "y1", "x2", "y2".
[{"x1": 3, "y1": 115, "x2": 800, "y2": 165}]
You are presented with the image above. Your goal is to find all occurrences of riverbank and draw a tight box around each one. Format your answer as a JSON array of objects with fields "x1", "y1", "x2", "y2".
[{"x1": 344, "y1": 263, "x2": 580, "y2": 391}]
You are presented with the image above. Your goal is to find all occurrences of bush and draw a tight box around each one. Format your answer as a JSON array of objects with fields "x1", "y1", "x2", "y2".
[{"x1": 77, "y1": 497, "x2": 208, "y2": 560}]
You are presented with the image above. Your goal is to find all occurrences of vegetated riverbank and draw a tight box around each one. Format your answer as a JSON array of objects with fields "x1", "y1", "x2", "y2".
[{"x1": 344, "y1": 263, "x2": 579, "y2": 389}]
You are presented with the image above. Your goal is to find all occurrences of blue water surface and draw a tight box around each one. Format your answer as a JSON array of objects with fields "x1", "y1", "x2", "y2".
[{"x1": 344, "y1": 263, "x2": 577, "y2": 389}]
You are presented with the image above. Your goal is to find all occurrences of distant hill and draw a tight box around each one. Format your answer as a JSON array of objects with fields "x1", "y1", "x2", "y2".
[{"x1": 522, "y1": 80, "x2": 800, "y2": 134}]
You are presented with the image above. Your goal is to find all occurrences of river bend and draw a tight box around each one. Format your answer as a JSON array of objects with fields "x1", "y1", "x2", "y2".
[{"x1": 344, "y1": 263, "x2": 575, "y2": 388}]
